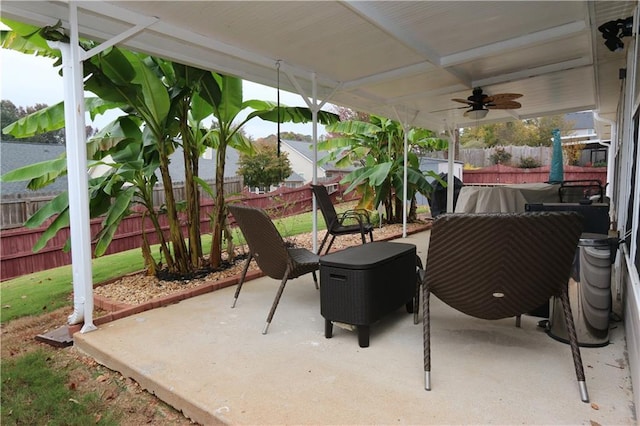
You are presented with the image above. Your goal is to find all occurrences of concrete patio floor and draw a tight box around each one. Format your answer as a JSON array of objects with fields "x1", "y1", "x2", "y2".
[{"x1": 74, "y1": 230, "x2": 636, "y2": 425}]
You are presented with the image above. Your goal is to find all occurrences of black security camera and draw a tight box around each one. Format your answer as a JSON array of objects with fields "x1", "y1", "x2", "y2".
[{"x1": 599, "y1": 16, "x2": 634, "y2": 52}]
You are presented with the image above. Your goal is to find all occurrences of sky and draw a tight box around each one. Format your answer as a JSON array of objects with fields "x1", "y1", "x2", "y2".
[{"x1": 0, "y1": 48, "x2": 329, "y2": 139}]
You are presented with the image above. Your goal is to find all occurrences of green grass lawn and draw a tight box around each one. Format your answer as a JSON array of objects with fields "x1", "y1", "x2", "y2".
[{"x1": 1, "y1": 349, "x2": 120, "y2": 425}]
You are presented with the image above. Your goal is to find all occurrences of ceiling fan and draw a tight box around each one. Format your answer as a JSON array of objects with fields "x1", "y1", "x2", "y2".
[{"x1": 451, "y1": 87, "x2": 522, "y2": 119}]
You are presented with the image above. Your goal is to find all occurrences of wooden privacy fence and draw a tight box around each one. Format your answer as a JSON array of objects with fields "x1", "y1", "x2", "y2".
[
  {"x1": 462, "y1": 164, "x2": 607, "y2": 185},
  {"x1": 0, "y1": 180, "x2": 356, "y2": 281},
  {"x1": 0, "y1": 177, "x2": 244, "y2": 230}
]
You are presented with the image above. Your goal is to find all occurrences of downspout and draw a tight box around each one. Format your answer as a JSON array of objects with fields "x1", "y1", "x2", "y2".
[
  {"x1": 51, "y1": 2, "x2": 95, "y2": 333},
  {"x1": 593, "y1": 112, "x2": 616, "y2": 199},
  {"x1": 51, "y1": 4, "x2": 157, "y2": 333}
]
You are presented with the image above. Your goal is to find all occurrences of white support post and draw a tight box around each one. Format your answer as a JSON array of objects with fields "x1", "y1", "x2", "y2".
[
  {"x1": 55, "y1": 2, "x2": 96, "y2": 333},
  {"x1": 311, "y1": 72, "x2": 319, "y2": 254},
  {"x1": 284, "y1": 69, "x2": 340, "y2": 254},
  {"x1": 445, "y1": 122, "x2": 456, "y2": 213},
  {"x1": 402, "y1": 128, "x2": 408, "y2": 237}
]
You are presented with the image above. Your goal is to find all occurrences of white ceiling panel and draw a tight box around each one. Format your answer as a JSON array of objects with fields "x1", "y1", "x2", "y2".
[{"x1": 1, "y1": 0, "x2": 636, "y2": 137}]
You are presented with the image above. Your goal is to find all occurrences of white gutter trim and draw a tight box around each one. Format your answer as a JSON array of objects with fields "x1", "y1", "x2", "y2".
[{"x1": 593, "y1": 112, "x2": 616, "y2": 198}]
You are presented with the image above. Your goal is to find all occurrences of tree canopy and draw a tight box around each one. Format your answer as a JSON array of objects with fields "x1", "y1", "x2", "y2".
[
  {"x1": 459, "y1": 115, "x2": 575, "y2": 147},
  {"x1": 237, "y1": 142, "x2": 292, "y2": 191}
]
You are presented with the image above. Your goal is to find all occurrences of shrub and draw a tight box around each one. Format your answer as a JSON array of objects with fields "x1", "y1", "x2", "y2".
[
  {"x1": 490, "y1": 147, "x2": 512, "y2": 165},
  {"x1": 518, "y1": 156, "x2": 542, "y2": 168}
]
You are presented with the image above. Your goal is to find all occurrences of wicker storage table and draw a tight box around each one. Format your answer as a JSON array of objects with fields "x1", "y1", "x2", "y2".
[{"x1": 319, "y1": 241, "x2": 417, "y2": 347}]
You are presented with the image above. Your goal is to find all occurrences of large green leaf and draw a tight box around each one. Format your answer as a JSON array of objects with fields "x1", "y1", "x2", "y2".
[
  {"x1": 215, "y1": 75, "x2": 243, "y2": 125},
  {"x1": 0, "y1": 18, "x2": 59, "y2": 57},
  {"x1": 2, "y1": 103, "x2": 65, "y2": 137},
  {"x1": 32, "y1": 209, "x2": 70, "y2": 252},
  {"x1": 191, "y1": 93, "x2": 214, "y2": 123},
  {"x1": 24, "y1": 191, "x2": 69, "y2": 228},
  {"x1": 96, "y1": 47, "x2": 136, "y2": 85},
  {"x1": 94, "y1": 186, "x2": 135, "y2": 256},
  {"x1": 1, "y1": 157, "x2": 67, "y2": 183},
  {"x1": 198, "y1": 72, "x2": 222, "y2": 114},
  {"x1": 2, "y1": 97, "x2": 125, "y2": 138},
  {"x1": 245, "y1": 104, "x2": 339, "y2": 125},
  {"x1": 194, "y1": 176, "x2": 215, "y2": 199},
  {"x1": 125, "y1": 51, "x2": 170, "y2": 126},
  {"x1": 325, "y1": 120, "x2": 380, "y2": 136}
]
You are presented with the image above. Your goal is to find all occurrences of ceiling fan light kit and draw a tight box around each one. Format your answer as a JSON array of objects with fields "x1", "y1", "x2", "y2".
[{"x1": 464, "y1": 108, "x2": 489, "y2": 119}]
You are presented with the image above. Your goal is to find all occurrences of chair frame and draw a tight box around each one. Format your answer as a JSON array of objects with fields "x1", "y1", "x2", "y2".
[
  {"x1": 310, "y1": 184, "x2": 374, "y2": 254},
  {"x1": 420, "y1": 212, "x2": 589, "y2": 403},
  {"x1": 228, "y1": 204, "x2": 319, "y2": 334}
]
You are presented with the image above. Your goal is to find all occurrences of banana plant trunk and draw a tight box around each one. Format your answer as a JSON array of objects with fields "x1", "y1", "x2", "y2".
[
  {"x1": 210, "y1": 144, "x2": 228, "y2": 269},
  {"x1": 158, "y1": 151, "x2": 191, "y2": 274}
]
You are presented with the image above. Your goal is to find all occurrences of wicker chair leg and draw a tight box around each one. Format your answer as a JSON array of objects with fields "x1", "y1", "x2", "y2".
[
  {"x1": 414, "y1": 257, "x2": 424, "y2": 325},
  {"x1": 325, "y1": 236, "x2": 337, "y2": 254},
  {"x1": 231, "y1": 253, "x2": 253, "y2": 308},
  {"x1": 312, "y1": 271, "x2": 319, "y2": 290},
  {"x1": 423, "y1": 283, "x2": 432, "y2": 391},
  {"x1": 560, "y1": 286, "x2": 589, "y2": 403},
  {"x1": 263, "y1": 267, "x2": 291, "y2": 335},
  {"x1": 359, "y1": 227, "x2": 366, "y2": 244},
  {"x1": 318, "y1": 232, "x2": 331, "y2": 254}
]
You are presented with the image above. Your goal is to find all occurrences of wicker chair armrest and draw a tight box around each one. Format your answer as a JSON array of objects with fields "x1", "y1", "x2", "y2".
[{"x1": 337, "y1": 209, "x2": 371, "y2": 225}]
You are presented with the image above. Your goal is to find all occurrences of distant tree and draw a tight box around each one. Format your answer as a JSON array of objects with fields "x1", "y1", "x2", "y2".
[
  {"x1": 237, "y1": 142, "x2": 292, "y2": 191},
  {"x1": 459, "y1": 114, "x2": 574, "y2": 147},
  {"x1": 279, "y1": 131, "x2": 312, "y2": 142}
]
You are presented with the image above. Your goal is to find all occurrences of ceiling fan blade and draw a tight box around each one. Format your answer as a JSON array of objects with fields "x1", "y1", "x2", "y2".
[
  {"x1": 452, "y1": 98, "x2": 474, "y2": 105},
  {"x1": 485, "y1": 93, "x2": 523, "y2": 103},
  {"x1": 486, "y1": 101, "x2": 522, "y2": 109}
]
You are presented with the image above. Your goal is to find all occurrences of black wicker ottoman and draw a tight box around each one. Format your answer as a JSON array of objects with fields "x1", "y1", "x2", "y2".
[{"x1": 319, "y1": 241, "x2": 417, "y2": 347}]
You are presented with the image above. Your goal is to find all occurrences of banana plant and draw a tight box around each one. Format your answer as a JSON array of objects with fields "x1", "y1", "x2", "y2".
[
  {"x1": 319, "y1": 115, "x2": 447, "y2": 223},
  {"x1": 2, "y1": 18, "x2": 339, "y2": 275},
  {"x1": 202, "y1": 74, "x2": 339, "y2": 268}
]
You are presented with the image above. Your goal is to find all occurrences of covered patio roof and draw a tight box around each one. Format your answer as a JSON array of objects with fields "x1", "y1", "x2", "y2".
[{"x1": 2, "y1": 1, "x2": 636, "y2": 139}]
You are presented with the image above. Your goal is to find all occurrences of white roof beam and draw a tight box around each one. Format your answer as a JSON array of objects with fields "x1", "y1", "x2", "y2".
[
  {"x1": 341, "y1": 1, "x2": 441, "y2": 64},
  {"x1": 473, "y1": 57, "x2": 593, "y2": 87},
  {"x1": 341, "y1": 1, "x2": 471, "y2": 87},
  {"x1": 441, "y1": 21, "x2": 587, "y2": 67},
  {"x1": 389, "y1": 83, "x2": 469, "y2": 105},
  {"x1": 342, "y1": 62, "x2": 435, "y2": 91}
]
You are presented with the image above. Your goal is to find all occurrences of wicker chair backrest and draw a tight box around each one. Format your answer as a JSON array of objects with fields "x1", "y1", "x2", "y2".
[
  {"x1": 424, "y1": 212, "x2": 583, "y2": 320},
  {"x1": 228, "y1": 205, "x2": 291, "y2": 280},
  {"x1": 310, "y1": 185, "x2": 339, "y2": 230}
]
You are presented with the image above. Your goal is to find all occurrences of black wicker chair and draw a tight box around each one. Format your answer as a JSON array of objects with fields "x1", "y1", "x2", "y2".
[
  {"x1": 228, "y1": 204, "x2": 319, "y2": 334},
  {"x1": 419, "y1": 212, "x2": 589, "y2": 402},
  {"x1": 310, "y1": 184, "x2": 374, "y2": 254}
]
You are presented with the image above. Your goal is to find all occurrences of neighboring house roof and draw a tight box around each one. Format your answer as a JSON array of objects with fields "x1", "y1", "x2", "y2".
[
  {"x1": 565, "y1": 112, "x2": 594, "y2": 130},
  {"x1": 1, "y1": 141, "x2": 68, "y2": 195},
  {"x1": 284, "y1": 171, "x2": 304, "y2": 183}
]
